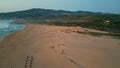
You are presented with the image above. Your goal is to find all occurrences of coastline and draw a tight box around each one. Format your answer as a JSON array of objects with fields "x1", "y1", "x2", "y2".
[
  {"x1": 0, "y1": 24, "x2": 25, "y2": 42},
  {"x1": 0, "y1": 24, "x2": 120, "y2": 68}
]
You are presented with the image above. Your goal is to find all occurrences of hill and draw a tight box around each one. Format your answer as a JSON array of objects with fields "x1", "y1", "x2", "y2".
[
  {"x1": 0, "y1": 8, "x2": 120, "y2": 33},
  {"x1": 0, "y1": 8, "x2": 117, "y2": 19}
]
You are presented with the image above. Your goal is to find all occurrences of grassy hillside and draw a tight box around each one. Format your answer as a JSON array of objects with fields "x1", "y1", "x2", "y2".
[{"x1": 46, "y1": 15, "x2": 120, "y2": 33}]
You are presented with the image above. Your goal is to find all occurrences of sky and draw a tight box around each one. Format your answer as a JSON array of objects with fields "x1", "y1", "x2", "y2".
[{"x1": 0, "y1": 0, "x2": 120, "y2": 13}]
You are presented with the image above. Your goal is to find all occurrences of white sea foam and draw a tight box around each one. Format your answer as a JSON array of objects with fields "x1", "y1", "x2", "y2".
[{"x1": 0, "y1": 20, "x2": 25, "y2": 41}]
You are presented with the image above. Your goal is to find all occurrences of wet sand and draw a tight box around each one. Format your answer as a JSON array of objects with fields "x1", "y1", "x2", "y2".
[{"x1": 0, "y1": 24, "x2": 120, "y2": 68}]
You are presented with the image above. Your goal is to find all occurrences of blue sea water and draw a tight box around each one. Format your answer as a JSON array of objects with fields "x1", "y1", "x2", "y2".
[{"x1": 0, "y1": 20, "x2": 25, "y2": 41}]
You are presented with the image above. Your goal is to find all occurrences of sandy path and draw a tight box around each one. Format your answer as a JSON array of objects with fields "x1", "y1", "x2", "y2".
[{"x1": 0, "y1": 24, "x2": 120, "y2": 68}]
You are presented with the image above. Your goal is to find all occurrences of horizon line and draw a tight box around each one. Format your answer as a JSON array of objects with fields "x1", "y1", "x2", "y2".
[{"x1": 0, "y1": 8, "x2": 119, "y2": 14}]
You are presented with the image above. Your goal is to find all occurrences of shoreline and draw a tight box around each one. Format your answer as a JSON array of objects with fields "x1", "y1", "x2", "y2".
[
  {"x1": 0, "y1": 24, "x2": 120, "y2": 68},
  {"x1": 0, "y1": 24, "x2": 25, "y2": 42},
  {"x1": 0, "y1": 27, "x2": 25, "y2": 42}
]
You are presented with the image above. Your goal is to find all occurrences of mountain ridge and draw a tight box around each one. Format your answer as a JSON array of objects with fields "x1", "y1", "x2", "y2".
[{"x1": 0, "y1": 8, "x2": 117, "y2": 19}]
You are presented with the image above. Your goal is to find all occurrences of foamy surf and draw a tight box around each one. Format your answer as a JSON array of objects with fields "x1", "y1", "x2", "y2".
[{"x1": 0, "y1": 20, "x2": 25, "y2": 41}]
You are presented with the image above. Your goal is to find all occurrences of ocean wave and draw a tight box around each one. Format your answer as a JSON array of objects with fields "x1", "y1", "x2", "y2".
[{"x1": 0, "y1": 20, "x2": 25, "y2": 41}]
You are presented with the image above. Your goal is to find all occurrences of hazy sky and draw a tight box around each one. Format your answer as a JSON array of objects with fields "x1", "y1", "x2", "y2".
[{"x1": 0, "y1": 0, "x2": 120, "y2": 13}]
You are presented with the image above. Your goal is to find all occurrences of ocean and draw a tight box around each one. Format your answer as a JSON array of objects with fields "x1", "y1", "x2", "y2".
[{"x1": 0, "y1": 20, "x2": 25, "y2": 41}]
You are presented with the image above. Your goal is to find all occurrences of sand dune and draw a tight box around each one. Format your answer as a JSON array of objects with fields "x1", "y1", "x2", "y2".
[{"x1": 0, "y1": 24, "x2": 120, "y2": 68}]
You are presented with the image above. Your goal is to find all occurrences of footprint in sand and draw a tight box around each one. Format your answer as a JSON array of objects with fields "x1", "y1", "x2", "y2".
[
  {"x1": 50, "y1": 44, "x2": 84, "y2": 68},
  {"x1": 24, "y1": 56, "x2": 34, "y2": 68},
  {"x1": 34, "y1": 51, "x2": 38, "y2": 54},
  {"x1": 50, "y1": 44, "x2": 66, "y2": 55}
]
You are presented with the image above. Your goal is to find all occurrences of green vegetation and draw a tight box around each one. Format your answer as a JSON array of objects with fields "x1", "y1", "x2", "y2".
[
  {"x1": 49, "y1": 20, "x2": 120, "y2": 33},
  {"x1": 0, "y1": 8, "x2": 119, "y2": 34}
]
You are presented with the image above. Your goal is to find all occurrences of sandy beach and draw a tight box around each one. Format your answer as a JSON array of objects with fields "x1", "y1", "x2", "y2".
[{"x1": 0, "y1": 24, "x2": 120, "y2": 68}]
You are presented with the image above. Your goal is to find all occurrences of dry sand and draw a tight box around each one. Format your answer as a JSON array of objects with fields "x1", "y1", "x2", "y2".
[{"x1": 0, "y1": 24, "x2": 120, "y2": 68}]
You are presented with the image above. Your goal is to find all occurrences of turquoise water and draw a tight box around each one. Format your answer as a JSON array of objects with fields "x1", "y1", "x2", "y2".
[{"x1": 0, "y1": 20, "x2": 25, "y2": 41}]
